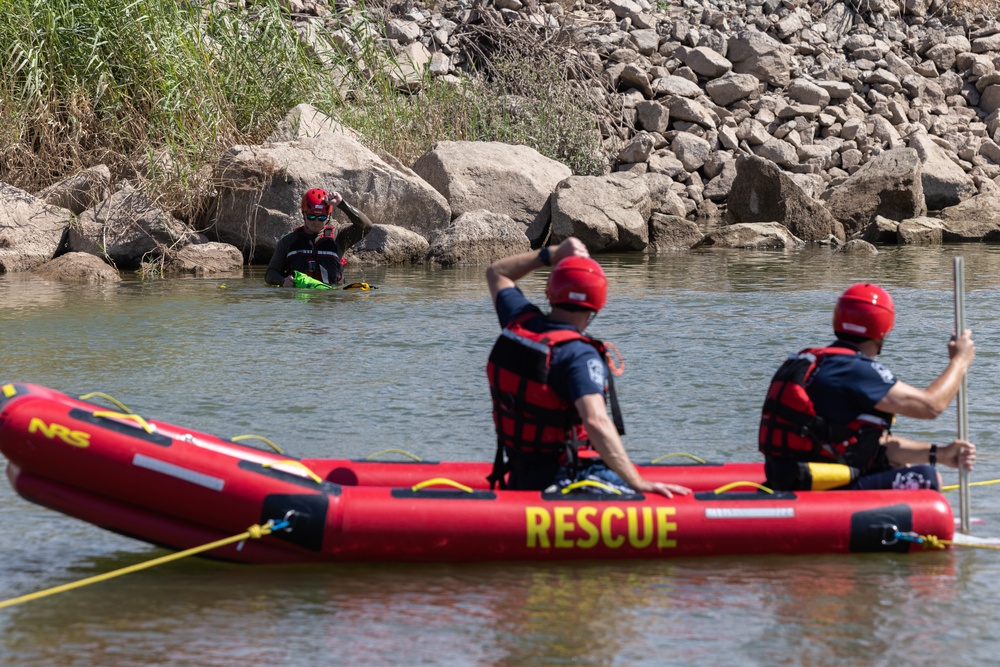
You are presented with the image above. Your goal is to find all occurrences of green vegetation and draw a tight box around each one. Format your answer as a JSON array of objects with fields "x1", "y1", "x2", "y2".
[{"x1": 0, "y1": 0, "x2": 605, "y2": 218}]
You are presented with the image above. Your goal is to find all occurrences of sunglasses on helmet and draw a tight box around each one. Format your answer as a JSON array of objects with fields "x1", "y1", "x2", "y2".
[{"x1": 306, "y1": 214, "x2": 328, "y2": 221}]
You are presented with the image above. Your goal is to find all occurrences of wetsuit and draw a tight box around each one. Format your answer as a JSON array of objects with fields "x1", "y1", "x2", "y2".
[{"x1": 265, "y1": 199, "x2": 373, "y2": 286}]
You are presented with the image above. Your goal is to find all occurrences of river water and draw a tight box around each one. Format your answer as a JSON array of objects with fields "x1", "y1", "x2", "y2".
[{"x1": 1, "y1": 245, "x2": 999, "y2": 666}]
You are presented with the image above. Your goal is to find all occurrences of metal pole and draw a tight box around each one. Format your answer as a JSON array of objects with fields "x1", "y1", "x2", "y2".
[{"x1": 954, "y1": 257, "x2": 971, "y2": 534}]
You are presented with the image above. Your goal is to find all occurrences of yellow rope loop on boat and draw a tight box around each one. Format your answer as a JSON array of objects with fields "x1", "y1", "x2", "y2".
[
  {"x1": 365, "y1": 449, "x2": 423, "y2": 462},
  {"x1": 650, "y1": 453, "x2": 707, "y2": 464},
  {"x1": 261, "y1": 460, "x2": 323, "y2": 484},
  {"x1": 942, "y1": 478, "x2": 1000, "y2": 492},
  {"x1": 79, "y1": 392, "x2": 133, "y2": 414},
  {"x1": 714, "y1": 481, "x2": 774, "y2": 494},
  {"x1": 0, "y1": 520, "x2": 285, "y2": 610},
  {"x1": 561, "y1": 480, "x2": 623, "y2": 495},
  {"x1": 231, "y1": 434, "x2": 284, "y2": 454},
  {"x1": 2, "y1": 384, "x2": 16, "y2": 398},
  {"x1": 412, "y1": 478, "x2": 474, "y2": 493},
  {"x1": 919, "y1": 534, "x2": 949, "y2": 550},
  {"x1": 92, "y1": 411, "x2": 154, "y2": 434}
]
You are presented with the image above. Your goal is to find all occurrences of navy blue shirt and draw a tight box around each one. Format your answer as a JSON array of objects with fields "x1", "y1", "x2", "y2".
[
  {"x1": 495, "y1": 287, "x2": 606, "y2": 403},
  {"x1": 806, "y1": 342, "x2": 898, "y2": 424}
]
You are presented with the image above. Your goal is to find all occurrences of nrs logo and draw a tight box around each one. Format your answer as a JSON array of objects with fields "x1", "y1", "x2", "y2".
[{"x1": 28, "y1": 418, "x2": 90, "y2": 448}]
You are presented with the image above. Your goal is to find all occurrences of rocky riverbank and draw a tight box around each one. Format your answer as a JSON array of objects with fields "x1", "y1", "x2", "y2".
[{"x1": 4, "y1": 0, "x2": 1000, "y2": 282}]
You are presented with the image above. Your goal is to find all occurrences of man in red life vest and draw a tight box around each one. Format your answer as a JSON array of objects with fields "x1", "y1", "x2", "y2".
[
  {"x1": 485, "y1": 236, "x2": 691, "y2": 497},
  {"x1": 759, "y1": 282, "x2": 976, "y2": 491},
  {"x1": 265, "y1": 188, "x2": 373, "y2": 287}
]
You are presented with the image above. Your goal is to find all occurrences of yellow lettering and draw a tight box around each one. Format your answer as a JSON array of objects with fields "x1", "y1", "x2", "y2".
[
  {"x1": 526, "y1": 507, "x2": 551, "y2": 548},
  {"x1": 601, "y1": 507, "x2": 625, "y2": 548},
  {"x1": 28, "y1": 418, "x2": 90, "y2": 448},
  {"x1": 28, "y1": 417, "x2": 56, "y2": 439},
  {"x1": 627, "y1": 507, "x2": 654, "y2": 548},
  {"x1": 656, "y1": 507, "x2": 677, "y2": 548},
  {"x1": 554, "y1": 507, "x2": 575, "y2": 548},
  {"x1": 576, "y1": 507, "x2": 599, "y2": 548}
]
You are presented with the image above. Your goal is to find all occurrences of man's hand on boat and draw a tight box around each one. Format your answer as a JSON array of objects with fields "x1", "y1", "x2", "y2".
[{"x1": 634, "y1": 480, "x2": 693, "y2": 498}]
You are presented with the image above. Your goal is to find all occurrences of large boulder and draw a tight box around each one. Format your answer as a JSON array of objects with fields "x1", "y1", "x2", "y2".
[
  {"x1": 907, "y1": 135, "x2": 977, "y2": 210},
  {"x1": 0, "y1": 183, "x2": 73, "y2": 273},
  {"x1": 412, "y1": 141, "x2": 570, "y2": 247},
  {"x1": 726, "y1": 156, "x2": 844, "y2": 241},
  {"x1": 648, "y1": 214, "x2": 703, "y2": 250},
  {"x1": 210, "y1": 104, "x2": 450, "y2": 262},
  {"x1": 823, "y1": 148, "x2": 926, "y2": 235},
  {"x1": 346, "y1": 224, "x2": 430, "y2": 265},
  {"x1": 939, "y1": 191, "x2": 1000, "y2": 241},
  {"x1": 550, "y1": 173, "x2": 651, "y2": 252},
  {"x1": 30, "y1": 252, "x2": 121, "y2": 283},
  {"x1": 68, "y1": 182, "x2": 203, "y2": 270},
  {"x1": 36, "y1": 165, "x2": 112, "y2": 215},
  {"x1": 161, "y1": 242, "x2": 245, "y2": 275},
  {"x1": 695, "y1": 222, "x2": 804, "y2": 249},
  {"x1": 426, "y1": 210, "x2": 531, "y2": 266},
  {"x1": 897, "y1": 217, "x2": 944, "y2": 245}
]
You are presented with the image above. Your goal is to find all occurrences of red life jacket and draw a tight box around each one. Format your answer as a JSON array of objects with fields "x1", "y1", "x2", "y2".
[
  {"x1": 285, "y1": 226, "x2": 343, "y2": 284},
  {"x1": 486, "y1": 313, "x2": 623, "y2": 488},
  {"x1": 758, "y1": 346, "x2": 891, "y2": 468}
]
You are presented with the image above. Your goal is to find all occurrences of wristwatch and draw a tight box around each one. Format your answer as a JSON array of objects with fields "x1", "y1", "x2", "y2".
[
  {"x1": 538, "y1": 247, "x2": 551, "y2": 266},
  {"x1": 928, "y1": 444, "x2": 937, "y2": 466}
]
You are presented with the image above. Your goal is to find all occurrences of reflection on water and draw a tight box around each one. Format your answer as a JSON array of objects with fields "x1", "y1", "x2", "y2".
[{"x1": 2, "y1": 245, "x2": 1000, "y2": 666}]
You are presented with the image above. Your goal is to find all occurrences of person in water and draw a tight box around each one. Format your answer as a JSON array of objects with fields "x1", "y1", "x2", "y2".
[
  {"x1": 759, "y1": 282, "x2": 976, "y2": 491},
  {"x1": 265, "y1": 188, "x2": 373, "y2": 287},
  {"x1": 485, "y1": 236, "x2": 692, "y2": 497}
]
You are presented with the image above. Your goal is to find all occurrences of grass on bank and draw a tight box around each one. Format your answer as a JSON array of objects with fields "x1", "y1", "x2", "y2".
[{"x1": 0, "y1": 0, "x2": 605, "y2": 223}]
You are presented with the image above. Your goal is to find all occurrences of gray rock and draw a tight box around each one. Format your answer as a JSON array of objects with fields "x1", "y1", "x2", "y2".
[
  {"x1": 671, "y1": 133, "x2": 712, "y2": 171},
  {"x1": 161, "y1": 242, "x2": 245, "y2": 275},
  {"x1": 648, "y1": 213, "x2": 703, "y2": 250},
  {"x1": 695, "y1": 222, "x2": 805, "y2": 249},
  {"x1": 861, "y1": 215, "x2": 900, "y2": 244},
  {"x1": 347, "y1": 224, "x2": 430, "y2": 265},
  {"x1": 908, "y1": 134, "x2": 977, "y2": 210},
  {"x1": 897, "y1": 216, "x2": 944, "y2": 245},
  {"x1": 726, "y1": 155, "x2": 844, "y2": 241},
  {"x1": 940, "y1": 191, "x2": 1000, "y2": 241},
  {"x1": 426, "y1": 210, "x2": 530, "y2": 265},
  {"x1": 0, "y1": 183, "x2": 72, "y2": 273},
  {"x1": 823, "y1": 148, "x2": 926, "y2": 235},
  {"x1": 835, "y1": 239, "x2": 878, "y2": 254},
  {"x1": 683, "y1": 46, "x2": 732, "y2": 78},
  {"x1": 30, "y1": 252, "x2": 121, "y2": 283},
  {"x1": 69, "y1": 182, "x2": 203, "y2": 270},
  {"x1": 550, "y1": 172, "x2": 651, "y2": 251},
  {"x1": 36, "y1": 165, "x2": 112, "y2": 215},
  {"x1": 705, "y1": 72, "x2": 760, "y2": 106},
  {"x1": 413, "y1": 140, "x2": 570, "y2": 246}
]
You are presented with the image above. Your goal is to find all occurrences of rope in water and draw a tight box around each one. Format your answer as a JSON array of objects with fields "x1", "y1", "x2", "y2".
[{"x1": 0, "y1": 519, "x2": 290, "y2": 610}]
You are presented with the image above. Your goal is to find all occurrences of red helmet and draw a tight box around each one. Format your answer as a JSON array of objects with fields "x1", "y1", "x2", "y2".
[
  {"x1": 546, "y1": 256, "x2": 608, "y2": 312},
  {"x1": 301, "y1": 188, "x2": 332, "y2": 216},
  {"x1": 833, "y1": 283, "x2": 895, "y2": 341}
]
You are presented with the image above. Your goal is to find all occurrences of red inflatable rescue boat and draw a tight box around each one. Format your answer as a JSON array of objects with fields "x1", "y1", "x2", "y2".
[{"x1": 0, "y1": 383, "x2": 955, "y2": 564}]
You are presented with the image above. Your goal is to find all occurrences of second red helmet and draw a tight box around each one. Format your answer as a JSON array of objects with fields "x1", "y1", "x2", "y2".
[
  {"x1": 546, "y1": 256, "x2": 608, "y2": 312},
  {"x1": 833, "y1": 283, "x2": 895, "y2": 341},
  {"x1": 301, "y1": 188, "x2": 332, "y2": 216}
]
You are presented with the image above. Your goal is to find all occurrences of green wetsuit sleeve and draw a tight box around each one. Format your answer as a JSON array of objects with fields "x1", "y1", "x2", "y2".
[
  {"x1": 265, "y1": 233, "x2": 294, "y2": 285},
  {"x1": 335, "y1": 198, "x2": 374, "y2": 257}
]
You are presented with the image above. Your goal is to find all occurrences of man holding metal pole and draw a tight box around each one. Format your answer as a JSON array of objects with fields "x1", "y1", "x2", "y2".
[{"x1": 759, "y1": 283, "x2": 977, "y2": 492}]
